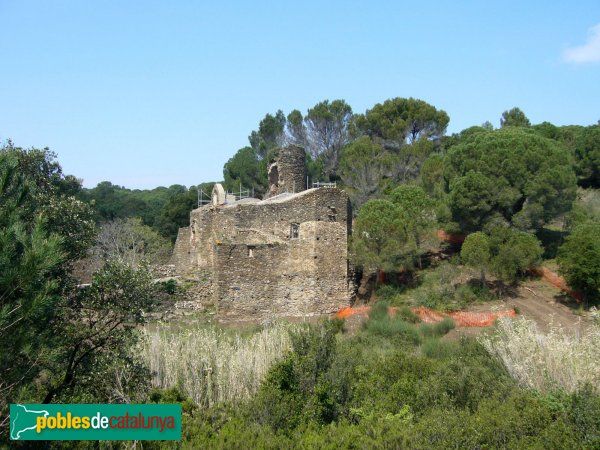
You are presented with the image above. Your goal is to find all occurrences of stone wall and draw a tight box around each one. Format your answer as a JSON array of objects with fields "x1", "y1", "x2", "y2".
[
  {"x1": 171, "y1": 226, "x2": 193, "y2": 274},
  {"x1": 172, "y1": 187, "x2": 352, "y2": 320}
]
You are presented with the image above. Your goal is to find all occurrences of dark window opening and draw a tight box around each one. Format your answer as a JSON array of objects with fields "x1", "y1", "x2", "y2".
[
  {"x1": 328, "y1": 206, "x2": 337, "y2": 221},
  {"x1": 269, "y1": 164, "x2": 279, "y2": 186},
  {"x1": 247, "y1": 245, "x2": 255, "y2": 257},
  {"x1": 290, "y1": 223, "x2": 300, "y2": 239}
]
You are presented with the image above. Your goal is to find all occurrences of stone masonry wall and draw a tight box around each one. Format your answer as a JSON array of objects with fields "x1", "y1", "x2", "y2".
[
  {"x1": 171, "y1": 226, "x2": 193, "y2": 274},
  {"x1": 172, "y1": 187, "x2": 351, "y2": 320}
]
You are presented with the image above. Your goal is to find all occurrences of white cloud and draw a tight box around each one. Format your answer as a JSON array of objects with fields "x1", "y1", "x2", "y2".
[{"x1": 563, "y1": 23, "x2": 600, "y2": 63}]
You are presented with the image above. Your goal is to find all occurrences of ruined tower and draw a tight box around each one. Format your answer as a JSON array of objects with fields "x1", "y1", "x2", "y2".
[{"x1": 265, "y1": 145, "x2": 306, "y2": 199}]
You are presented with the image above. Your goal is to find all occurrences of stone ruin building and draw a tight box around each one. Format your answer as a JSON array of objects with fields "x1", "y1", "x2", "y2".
[{"x1": 172, "y1": 145, "x2": 352, "y2": 320}]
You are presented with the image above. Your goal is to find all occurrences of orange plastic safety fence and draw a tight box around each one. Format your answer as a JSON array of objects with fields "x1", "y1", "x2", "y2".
[
  {"x1": 529, "y1": 266, "x2": 583, "y2": 302},
  {"x1": 336, "y1": 306, "x2": 371, "y2": 319},
  {"x1": 334, "y1": 305, "x2": 516, "y2": 327}
]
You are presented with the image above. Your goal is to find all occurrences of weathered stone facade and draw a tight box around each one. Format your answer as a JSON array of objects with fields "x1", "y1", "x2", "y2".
[{"x1": 172, "y1": 147, "x2": 352, "y2": 320}]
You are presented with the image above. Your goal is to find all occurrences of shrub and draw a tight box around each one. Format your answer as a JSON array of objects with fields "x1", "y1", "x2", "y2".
[
  {"x1": 158, "y1": 279, "x2": 177, "y2": 295},
  {"x1": 396, "y1": 305, "x2": 420, "y2": 323},
  {"x1": 455, "y1": 282, "x2": 492, "y2": 304},
  {"x1": 421, "y1": 338, "x2": 456, "y2": 359},
  {"x1": 375, "y1": 284, "x2": 404, "y2": 302},
  {"x1": 364, "y1": 302, "x2": 422, "y2": 344},
  {"x1": 433, "y1": 318, "x2": 456, "y2": 336},
  {"x1": 365, "y1": 317, "x2": 422, "y2": 345},
  {"x1": 329, "y1": 317, "x2": 346, "y2": 334},
  {"x1": 568, "y1": 384, "x2": 600, "y2": 446},
  {"x1": 149, "y1": 387, "x2": 196, "y2": 414},
  {"x1": 415, "y1": 289, "x2": 445, "y2": 309},
  {"x1": 250, "y1": 321, "x2": 344, "y2": 431},
  {"x1": 368, "y1": 299, "x2": 390, "y2": 321}
]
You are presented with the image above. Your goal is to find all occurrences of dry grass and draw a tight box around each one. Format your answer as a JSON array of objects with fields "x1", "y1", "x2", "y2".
[
  {"x1": 479, "y1": 317, "x2": 600, "y2": 393},
  {"x1": 142, "y1": 322, "x2": 301, "y2": 407}
]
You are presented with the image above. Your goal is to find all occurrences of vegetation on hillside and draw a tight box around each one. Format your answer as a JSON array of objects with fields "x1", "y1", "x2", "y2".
[
  {"x1": 142, "y1": 316, "x2": 600, "y2": 449},
  {"x1": 1, "y1": 97, "x2": 599, "y2": 447},
  {"x1": 0, "y1": 144, "x2": 157, "y2": 440}
]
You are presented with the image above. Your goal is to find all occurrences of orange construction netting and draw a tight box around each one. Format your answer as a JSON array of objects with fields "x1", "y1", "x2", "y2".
[
  {"x1": 413, "y1": 307, "x2": 517, "y2": 326},
  {"x1": 336, "y1": 306, "x2": 371, "y2": 319},
  {"x1": 335, "y1": 305, "x2": 516, "y2": 327},
  {"x1": 529, "y1": 266, "x2": 582, "y2": 302}
]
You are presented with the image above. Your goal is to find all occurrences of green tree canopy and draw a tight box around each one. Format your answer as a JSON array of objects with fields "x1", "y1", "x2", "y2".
[
  {"x1": 488, "y1": 227, "x2": 543, "y2": 285},
  {"x1": 461, "y1": 228, "x2": 542, "y2": 286},
  {"x1": 223, "y1": 146, "x2": 268, "y2": 197},
  {"x1": 304, "y1": 99, "x2": 353, "y2": 179},
  {"x1": 155, "y1": 185, "x2": 208, "y2": 242},
  {"x1": 351, "y1": 199, "x2": 406, "y2": 273},
  {"x1": 249, "y1": 110, "x2": 286, "y2": 159},
  {"x1": 558, "y1": 222, "x2": 600, "y2": 303},
  {"x1": 461, "y1": 232, "x2": 491, "y2": 283},
  {"x1": 571, "y1": 125, "x2": 600, "y2": 187},
  {"x1": 352, "y1": 97, "x2": 449, "y2": 145},
  {"x1": 338, "y1": 136, "x2": 399, "y2": 207},
  {"x1": 443, "y1": 128, "x2": 577, "y2": 233},
  {"x1": 532, "y1": 123, "x2": 599, "y2": 187},
  {"x1": 0, "y1": 144, "x2": 156, "y2": 428},
  {"x1": 420, "y1": 153, "x2": 445, "y2": 198},
  {"x1": 388, "y1": 185, "x2": 437, "y2": 268},
  {"x1": 500, "y1": 107, "x2": 531, "y2": 128},
  {"x1": 43, "y1": 260, "x2": 155, "y2": 403},
  {"x1": 79, "y1": 181, "x2": 180, "y2": 227},
  {"x1": 286, "y1": 109, "x2": 308, "y2": 148}
]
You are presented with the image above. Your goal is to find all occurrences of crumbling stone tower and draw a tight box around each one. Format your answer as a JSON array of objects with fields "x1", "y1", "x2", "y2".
[{"x1": 265, "y1": 145, "x2": 306, "y2": 199}]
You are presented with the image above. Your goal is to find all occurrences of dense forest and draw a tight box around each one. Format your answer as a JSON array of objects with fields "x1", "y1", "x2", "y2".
[{"x1": 1, "y1": 96, "x2": 599, "y2": 448}]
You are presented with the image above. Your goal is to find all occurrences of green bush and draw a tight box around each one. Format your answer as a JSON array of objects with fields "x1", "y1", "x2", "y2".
[
  {"x1": 364, "y1": 301, "x2": 422, "y2": 344},
  {"x1": 434, "y1": 317, "x2": 456, "y2": 336},
  {"x1": 415, "y1": 289, "x2": 449, "y2": 310},
  {"x1": 419, "y1": 319, "x2": 455, "y2": 340},
  {"x1": 558, "y1": 222, "x2": 600, "y2": 303},
  {"x1": 375, "y1": 284, "x2": 405, "y2": 302},
  {"x1": 159, "y1": 279, "x2": 178, "y2": 295},
  {"x1": 329, "y1": 317, "x2": 346, "y2": 334},
  {"x1": 149, "y1": 386, "x2": 196, "y2": 415},
  {"x1": 396, "y1": 305, "x2": 421, "y2": 323},
  {"x1": 455, "y1": 282, "x2": 492, "y2": 304},
  {"x1": 568, "y1": 384, "x2": 600, "y2": 446},
  {"x1": 364, "y1": 316, "x2": 422, "y2": 344},
  {"x1": 421, "y1": 338, "x2": 456, "y2": 359},
  {"x1": 367, "y1": 299, "x2": 390, "y2": 321}
]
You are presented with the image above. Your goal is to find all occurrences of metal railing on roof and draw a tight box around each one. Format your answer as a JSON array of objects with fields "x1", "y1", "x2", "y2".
[{"x1": 312, "y1": 181, "x2": 337, "y2": 188}]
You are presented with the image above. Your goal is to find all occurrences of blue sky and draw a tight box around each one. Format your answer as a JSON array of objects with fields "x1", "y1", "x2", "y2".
[{"x1": 1, "y1": 1, "x2": 599, "y2": 189}]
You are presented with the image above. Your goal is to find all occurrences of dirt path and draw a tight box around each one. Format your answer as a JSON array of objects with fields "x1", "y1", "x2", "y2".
[
  {"x1": 446, "y1": 278, "x2": 593, "y2": 340},
  {"x1": 506, "y1": 279, "x2": 590, "y2": 332}
]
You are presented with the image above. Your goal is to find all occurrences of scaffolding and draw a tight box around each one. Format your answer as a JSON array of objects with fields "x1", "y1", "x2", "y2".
[
  {"x1": 228, "y1": 182, "x2": 252, "y2": 201},
  {"x1": 312, "y1": 181, "x2": 337, "y2": 188},
  {"x1": 197, "y1": 188, "x2": 211, "y2": 207}
]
